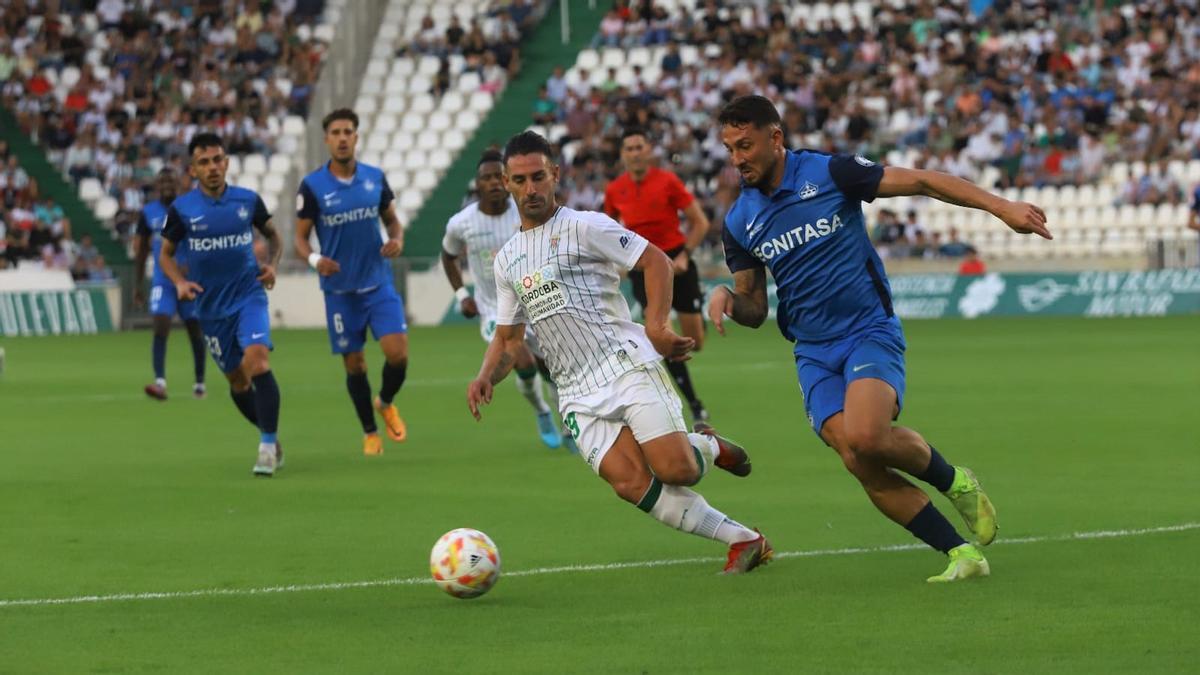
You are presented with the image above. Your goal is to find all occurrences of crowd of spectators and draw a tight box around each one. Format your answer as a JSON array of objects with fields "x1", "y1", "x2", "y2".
[
  {"x1": 396, "y1": 0, "x2": 549, "y2": 98},
  {"x1": 0, "y1": 0, "x2": 328, "y2": 244},
  {"x1": 0, "y1": 140, "x2": 112, "y2": 280},
  {"x1": 537, "y1": 0, "x2": 1200, "y2": 257}
]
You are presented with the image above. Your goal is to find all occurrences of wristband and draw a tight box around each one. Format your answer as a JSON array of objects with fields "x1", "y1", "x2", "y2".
[
  {"x1": 455, "y1": 287, "x2": 470, "y2": 302},
  {"x1": 308, "y1": 252, "x2": 322, "y2": 269}
]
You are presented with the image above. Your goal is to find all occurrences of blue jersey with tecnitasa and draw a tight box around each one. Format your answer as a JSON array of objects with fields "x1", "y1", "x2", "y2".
[
  {"x1": 722, "y1": 150, "x2": 892, "y2": 344},
  {"x1": 297, "y1": 162, "x2": 395, "y2": 294},
  {"x1": 163, "y1": 185, "x2": 271, "y2": 320},
  {"x1": 136, "y1": 200, "x2": 179, "y2": 285}
]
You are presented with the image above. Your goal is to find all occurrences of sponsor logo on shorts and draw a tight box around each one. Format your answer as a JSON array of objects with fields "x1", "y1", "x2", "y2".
[{"x1": 586, "y1": 447, "x2": 600, "y2": 468}]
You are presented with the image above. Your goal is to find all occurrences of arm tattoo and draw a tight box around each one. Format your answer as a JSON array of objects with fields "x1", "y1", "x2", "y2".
[{"x1": 488, "y1": 351, "x2": 515, "y2": 385}]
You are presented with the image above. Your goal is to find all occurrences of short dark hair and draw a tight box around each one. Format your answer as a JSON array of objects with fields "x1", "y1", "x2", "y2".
[
  {"x1": 717, "y1": 95, "x2": 782, "y2": 129},
  {"x1": 188, "y1": 132, "x2": 224, "y2": 157},
  {"x1": 502, "y1": 130, "x2": 554, "y2": 164},
  {"x1": 620, "y1": 127, "x2": 651, "y2": 144},
  {"x1": 322, "y1": 108, "x2": 359, "y2": 131},
  {"x1": 477, "y1": 149, "x2": 503, "y2": 168}
]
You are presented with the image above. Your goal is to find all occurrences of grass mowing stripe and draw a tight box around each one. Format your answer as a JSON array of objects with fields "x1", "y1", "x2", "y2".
[{"x1": 3, "y1": 521, "x2": 1195, "y2": 610}]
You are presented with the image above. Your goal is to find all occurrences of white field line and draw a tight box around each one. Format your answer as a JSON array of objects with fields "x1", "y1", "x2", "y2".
[{"x1": 1, "y1": 522, "x2": 1196, "y2": 609}]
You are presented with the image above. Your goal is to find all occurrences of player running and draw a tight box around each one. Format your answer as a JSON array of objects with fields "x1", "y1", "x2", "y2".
[
  {"x1": 467, "y1": 132, "x2": 772, "y2": 575},
  {"x1": 294, "y1": 108, "x2": 409, "y2": 456},
  {"x1": 134, "y1": 167, "x2": 207, "y2": 401},
  {"x1": 709, "y1": 96, "x2": 1051, "y2": 582},
  {"x1": 443, "y1": 150, "x2": 562, "y2": 450},
  {"x1": 604, "y1": 127, "x2": 713, "y2": 423},
  {"x1": 159, "y1": 133, "x2": 284, "y2": 477}
]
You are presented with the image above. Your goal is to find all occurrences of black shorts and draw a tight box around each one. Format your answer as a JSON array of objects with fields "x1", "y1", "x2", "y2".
[{"x1": 628, "y1": 246, "x2": 704, "y2": 314}]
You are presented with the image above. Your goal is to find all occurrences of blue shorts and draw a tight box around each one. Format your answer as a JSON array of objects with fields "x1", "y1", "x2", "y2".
[
  {"x1": 324, "y1": 285, "x2": 408, "y2": 354},
  {"x1": 149, "y1": 281, "x2": 198, "y2": 321},
  {"x1": 199, "y1": 295, "x2": 273, "y2": 374},
  {"x1": 794, "y1": 318, "x2": 907, "y2": 437}
]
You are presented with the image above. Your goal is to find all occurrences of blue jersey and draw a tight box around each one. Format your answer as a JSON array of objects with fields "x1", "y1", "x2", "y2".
[
  {"x1": 163, "y1": 185, "x2": 271, "y2": 320},
  {"x1": 722, "y1": 150, "x2": 891, "y2": 343},
  {"x1": 136, "y1": 200, "x2": 182, "y2": 285},
  {"x1": 297, "y1": 162, "x2": 395, "y2": 294}
]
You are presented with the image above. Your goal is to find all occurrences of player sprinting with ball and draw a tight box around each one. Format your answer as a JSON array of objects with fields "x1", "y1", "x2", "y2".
[{"x1": 467, "y1": 131, "x2": 771, "y2": 574}]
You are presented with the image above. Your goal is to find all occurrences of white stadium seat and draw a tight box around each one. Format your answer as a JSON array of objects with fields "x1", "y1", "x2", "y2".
[
  {"x1": 428, "y1": 149, "x2": 452, "y2": 172},
  {"x1": 401, "y1": 114, "x2": 425, "y2": 134},
  {"x1": 238, "y1": 175, "x2": 260, "y2": 194},
  {"x1": 262, "y1": 173, "x2": 285, "y2": 195},
  {"x1": 95, "y1": 196, "x2": 119, "y2": 220},
  {"x1": 410, "y1": 93, "x2": 435, "y2": 115},
  {"x1": 78, "y1": 177, "x2": 104, "y2": 203},
  {"x1": 442, "y1": 129, "x2": 468, "y2": 151},
  {"x1": 268, "y1": 154, "x2": 292, "y2": 176},
  {"x1": 399, "y1": 189, "x2": 424, "y2": 211},
  {"x1": 242, "y1": 154, "x2": 268, "y2": 176},
  {"x1": 413, "y1": 171, "x2": 438, "y2": 192},
  {"x1": 416, "y1": 131, "x2": 441, "y2": 151}
]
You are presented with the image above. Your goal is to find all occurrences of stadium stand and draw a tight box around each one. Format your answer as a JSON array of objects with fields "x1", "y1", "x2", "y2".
[
  {"x1": 0, "y1": 0, "x2": 331, "y2": 248},
  {"x1": 0, "y1": 138, "x2": 116, "y2": 279},
  {"x1": 538, "y1": 0, "x2": 1200, "y2": 264},
  {"x1": 352, "y1": 0, "x2": 549, "y2": 227}
]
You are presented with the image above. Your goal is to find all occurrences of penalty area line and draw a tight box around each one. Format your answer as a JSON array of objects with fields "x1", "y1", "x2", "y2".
[{"x1": 1, "y1": 521, "x2": 1196, "y2": 609}]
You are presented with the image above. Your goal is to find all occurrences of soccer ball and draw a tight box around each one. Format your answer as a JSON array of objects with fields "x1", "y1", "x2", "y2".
[{"x1": 429, "y1": 528, "x2": 501, "y2": 599}]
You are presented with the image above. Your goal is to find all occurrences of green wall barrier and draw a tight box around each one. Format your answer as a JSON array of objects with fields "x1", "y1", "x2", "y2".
[
  {"x1": 437, "y1": 269, "x2": 1200, "y2": 325},
  {"x1": 0, "y1": 288, "x2": 114, "y2": 336}
]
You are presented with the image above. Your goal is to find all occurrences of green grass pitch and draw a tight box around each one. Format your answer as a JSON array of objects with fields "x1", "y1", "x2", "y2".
[{"x1": 1, "y1": 316, "x2": 1197, "y2": 673}]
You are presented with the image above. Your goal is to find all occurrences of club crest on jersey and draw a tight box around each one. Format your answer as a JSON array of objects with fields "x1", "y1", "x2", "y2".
[
  {"x1": 619, "y1": 235, "x2": 630, "y2": 249},
  {"x1": 549, "y1": 236, "x2": 561, "y2": 253},
  {"x1": 364, "y1": 179, "x2": 375, "y2": 192},
  {"x1": 799, "y1": 181, "x2": 819, "y2": 200},
  {"x1": 237, "y1": 206, "x2": 249, "y2": 222}
]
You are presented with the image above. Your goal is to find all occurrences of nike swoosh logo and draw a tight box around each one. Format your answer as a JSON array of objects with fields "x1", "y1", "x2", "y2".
[
  {"x1": 189, "y1": 216, "x2": 203, "y2": 223},
  {"x1": 852, "y1": 363, "x2": 876, "y2": 372},
  {"x1": 251, "y1": 333, "x2": 266, "y2": 339},
  {"x1": 745, "y1": 220, "x2": 756, "y2": 232},
  {"x1": 323, "y1": 192, "x2": 336, "y2": 199}
]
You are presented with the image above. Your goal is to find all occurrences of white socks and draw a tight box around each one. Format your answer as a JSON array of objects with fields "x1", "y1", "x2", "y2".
[
  {"x1": 688, "y1": 432, "x2": 719, "y2": 479},
  {"x1": 643, "y1": 481, "x2": 757, "y2": 545},
  {"x1": 515, "y1": 370, "x2": 551, "y2": 414}
]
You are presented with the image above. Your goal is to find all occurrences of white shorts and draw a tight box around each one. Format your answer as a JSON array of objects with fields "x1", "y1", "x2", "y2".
[{"x1": 560, "y1": 362, "x2": 687, "y2": 474}]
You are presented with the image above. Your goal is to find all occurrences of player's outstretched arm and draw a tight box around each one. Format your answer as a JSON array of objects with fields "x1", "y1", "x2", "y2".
[
  {"x1": 708, "y1": 267, "x2": 768, "y2": 335},
  {"x1": 876, "y1": 166, "x2": 1052, "y2": 239},
  {"x1": 467, "y1": 323, "x2": 526, "y2": 420},
  {"x1": 634, "y1": 245, "x2": 694, "y2": 360}
]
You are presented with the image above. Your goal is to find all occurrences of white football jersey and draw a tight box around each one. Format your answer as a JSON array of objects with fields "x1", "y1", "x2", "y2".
[
  {"x1": 493, "y1": 205, "x2": 659, "y2": 399},
  {"x1": 442, "y1": 198, "x2": 521, "y2": 317}
]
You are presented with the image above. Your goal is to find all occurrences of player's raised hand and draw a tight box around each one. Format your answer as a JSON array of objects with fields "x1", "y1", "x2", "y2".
[
  {"x1": 257, "y1": 264, "x2": 276, "y2": 290},
  {"x1": 646, "y1": 325, "x2": 695, "y2": 362},
  {"x1": 460, "y1": 296, "x2": 479, "y2": 318},
  {"x1": 707, "y1": 285, "x2": 735, "y2": 336},
  {"x1": 466, "y1": 377, "x2": 494, "y2": 421},
  {"x1": 997, "y1": 200, "x2": 1052, "y2": 240},
  {"x1": 176, "y1": 280, "x2": 203, "y2": 301},
  {"x1": 380, "y1": 238, "x2": 404, "y2": 258}
]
